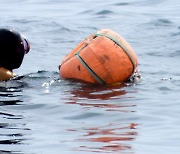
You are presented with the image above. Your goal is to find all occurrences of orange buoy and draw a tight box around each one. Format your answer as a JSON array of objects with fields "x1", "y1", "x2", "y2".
[{"x1": 59, "y1": 29, "x2": 138, "y2": 84}]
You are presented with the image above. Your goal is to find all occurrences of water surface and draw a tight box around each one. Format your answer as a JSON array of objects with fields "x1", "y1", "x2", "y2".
[{"x1": 0, "y1": 0, "x2": 180, "y2": 153}]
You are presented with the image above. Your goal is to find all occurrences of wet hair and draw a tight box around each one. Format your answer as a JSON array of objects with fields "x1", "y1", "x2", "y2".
[{"x1": 0, "y1": 28, "x2": 25, "y2": 70}]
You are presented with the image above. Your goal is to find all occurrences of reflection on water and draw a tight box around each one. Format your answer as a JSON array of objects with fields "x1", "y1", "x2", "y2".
[
  {"x1": 0, "y1": 150, "x2": 22, "y2": 154},
  {"x1": 0, "y1": 71, "x2": 139, "y2": 153},
  {"x1": 0, "y1": 100, "x2": 23, "y2": 106},
  {"x1": 0, "y1": 120, "x2": 28, "y2": 153},
  {"x1": 0, "y1": 116, "x2": 28, "y2": 153},
  {"x1": 67, "y1": 83, "x2": 136, "y2": 112},
  {"x1": 0, "y1": 80, "x2": 28, "y2": 154},
  {"x1": 64, "y1": 83, "x2": 138, "y2": 153},
  {"x1": 1, "y1": 0, "x2": 180, "y2": 153},
  {"x1": 67, "y1": 123, "x2": 138, "y2": 153},
  {"x1": 0, "y1": 79, "x2": 25, "y2": 107},
  {"x1": 70, "y1": 84, "x2": 127, "y2": 100}
]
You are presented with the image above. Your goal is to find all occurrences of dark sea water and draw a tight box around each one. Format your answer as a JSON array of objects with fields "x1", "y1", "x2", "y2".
[{"x1": 0, "y1": 0, "x2": 180, "y2": 154}]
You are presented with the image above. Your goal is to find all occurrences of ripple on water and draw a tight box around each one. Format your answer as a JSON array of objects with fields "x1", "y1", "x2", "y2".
[
  {"x1": 0, "y1": 0, "x2": 180, "y2": 153},
  {"x1": 96, "y1": 10, "x2": 114, "y2": 15},
  {"x1": 65, "y1": 122, "x2": 138, "y2": 153},
  {"x1": 114, "y1": 2, "x2": 130, "y2": 6}
]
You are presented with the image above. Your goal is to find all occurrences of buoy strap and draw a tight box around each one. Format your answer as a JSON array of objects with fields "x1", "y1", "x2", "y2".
[
  {"x1": 73, "y1": 36, "x2": 105, "y2": 84},
  {"x1": 75, "y1": 53, "x2": 105, "y2": 84},
  {"x1": 94, "y1": 33, "x2": 136, "y2": 72}
]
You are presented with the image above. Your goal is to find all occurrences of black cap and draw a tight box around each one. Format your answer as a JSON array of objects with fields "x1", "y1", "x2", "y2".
[{"x1": 0, "y1": 28, "x2": 29, "y2": 70}]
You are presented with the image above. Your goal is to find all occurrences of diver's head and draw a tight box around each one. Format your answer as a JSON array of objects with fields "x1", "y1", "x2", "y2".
[{"x1": 0, "y1": 28, "x2": 30, "y2": 70}]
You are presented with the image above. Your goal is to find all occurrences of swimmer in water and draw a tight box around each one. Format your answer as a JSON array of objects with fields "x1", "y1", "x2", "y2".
[{"x1": 0, "y1": 28, "x2": 30, "y2": 81}]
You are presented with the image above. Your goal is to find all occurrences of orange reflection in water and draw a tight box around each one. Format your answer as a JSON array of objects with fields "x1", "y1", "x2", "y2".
[
  {"x1": 66, "y1": 83, "x2": 136, "y2": 112},
  {"x1": 66, "y1": 101, "x2": 136, "y2": 112},
  {"x1": 69, "y1": 83, "x2": 127, "y2": 100},
  {"x1": 67, "y1": 123, "x2": 138, "y2": 153},
  {"x1": 65, "y1": 83, "x2": 138, "y2": 153}
]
